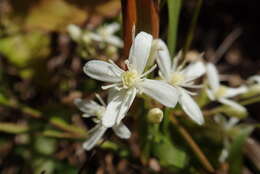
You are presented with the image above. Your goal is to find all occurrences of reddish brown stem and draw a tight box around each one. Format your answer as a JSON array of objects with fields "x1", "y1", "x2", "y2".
[{"x1": 121, "y1": 0, "x2": 137, "y2": 58}]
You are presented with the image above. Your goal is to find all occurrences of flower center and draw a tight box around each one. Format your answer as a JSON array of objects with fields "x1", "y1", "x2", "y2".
[
  {"x1": 121, "y1": 70, "x2": 139, "y2": 88},
  {"x1": 170, "y1": 72, "x2": 185, "y2": 86},
  {"x1": 215, "y1": 86, "x2": 228, "y2": 98}
]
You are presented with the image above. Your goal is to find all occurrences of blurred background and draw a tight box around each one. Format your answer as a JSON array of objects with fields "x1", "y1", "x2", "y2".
[{"x1": 0, "y1": 0, "x2": 259, "y2": 173}]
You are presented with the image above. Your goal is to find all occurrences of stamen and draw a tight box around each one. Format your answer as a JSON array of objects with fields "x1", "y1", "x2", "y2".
[
  {"x1": 95, "y1": 93, "x2": 106, "y2": 107},
  {"x1": 108, "y1": 59, "x2": 123, "y2": 73},
  {"x1": 102, "y1": 83, "x2": 119, "y2": 90},
  {"x1": 140, "y1": 64, "x2": 157, "y2": 78},
  {"x1": 181, "y1": 84, "x2": 203, "y2": 89}
]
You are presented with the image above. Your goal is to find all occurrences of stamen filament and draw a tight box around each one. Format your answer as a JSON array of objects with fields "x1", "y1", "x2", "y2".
[
  {"x1": 140, "y1": 64, "x2": 157, "y2": 78},
  {"x1": 95, "y1": 93, "x2": 106, "y2": 106}
]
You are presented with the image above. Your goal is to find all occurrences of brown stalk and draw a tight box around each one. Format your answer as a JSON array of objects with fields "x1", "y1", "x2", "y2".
[
  {"x1": 170, "y1": 116, "x2": 215, "y2": 173},
  {"x1": 121, "y1": 0, "x2": 160, "y2": 58},
  {"x1": 121, "y1": 0, "x2": 137, "y2": 58}
]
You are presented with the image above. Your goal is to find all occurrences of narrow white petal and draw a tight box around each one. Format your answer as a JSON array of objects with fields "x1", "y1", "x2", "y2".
[
  {"x1": 88, "y1": 33, "x2": 103, "y2": 42},
  {"x1": 179, "y1": 88, "x2": 204, "y2": 125},
  {"x1": 206, "y1": 89, "x2": 216, "y2": 101},
  {"x1": 83, "y1": 124, "x2": 107, "y2": 151},
  {"x1": 105, "y1": 36, "x2": 123, "y2": 48},
  {"x1": 112, "y1": 122, "x2": 131, "y2": 139},
  {"x1": 116, "y1": 88, "x2": 137, "y2": 124},
  {"x1": 171, "y1": 50, "x2": 182, "y2": 72},
  {"x1": 224, "y1": 86, "x2": 248, "y2": 98},
  {"x1": 206, "y1": 63, "x2": 220, "y2": 90},
  {"x1": 102, "y1": 91, "x2": 124, "y2": 127},
  {"x1": 139, "y1": 79, "x2": 179, "y2": 108},
  {"x1": 155, "y1": 39, "x2": 172, "y2": 80},
  {"x1": 74, "y1": 98, "x2": 100, "y2": 116},
  {"x1": 104, "y1": 23, "x2": 120, "y2": 34},
  {"x1": 102, "y1": 89, "x2": 136, "y2": 127},
  {"x1": 84, "y1": 60, "x2": 123, "y2": 83},
  {"x1": 182, "y1": 61, "x2": 206, "y2": 81},
  {"x1": 129, "y1": 32, "x2": 153, "y2": 74},
  {"x1": 219, "y1": 148, "x2": 229, "y2": 163},
  {"x1": 219, "y1": 98, "x2": 246, "y2": 112},
  {"x1": 248, "y1": 75, "x2": 260, "y2": 84}
]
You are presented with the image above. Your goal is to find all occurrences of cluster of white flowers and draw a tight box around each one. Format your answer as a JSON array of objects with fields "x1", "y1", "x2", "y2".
[
  {"x1": 67, "y1": 23, "x2": 123, "y2": 58},
  {"x1": 74, "y1": 30, "x2": 254, "y2": 151}
]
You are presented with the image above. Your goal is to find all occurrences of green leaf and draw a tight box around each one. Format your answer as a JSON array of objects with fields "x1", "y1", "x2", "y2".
[
  {"x1": 228, "y1": 126, "x2": 254, "y2": 174},
  {"x1": 49, "y1": 117, "x2": 87, "y2": 136},
  {"x1": 167, "y1": 0, "x2": 182, "y2": 56},
  {"x1": 153, "y1": 136, "x2": 187, "y2": 169},
  {"x1": 0, "y1": 31, "x2": 50, "y2": 67},
  {"x1": 218, "y1": 106, "x2": 248, "y2": 119},
  {"x1": 42, "y1": 130, "x2": 86, "y2": 140},
  {"x1": 0, "y1": 122, "x2": 29, "y2": 134}
]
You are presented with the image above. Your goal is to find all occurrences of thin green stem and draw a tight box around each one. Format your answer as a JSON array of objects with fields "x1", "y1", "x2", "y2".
[
  {"x1": 167, "y1": 0, "x2": 182, "y2": 56},
  {"x1": 183, "y1": 0, "x2": 203, "y2": 57}
]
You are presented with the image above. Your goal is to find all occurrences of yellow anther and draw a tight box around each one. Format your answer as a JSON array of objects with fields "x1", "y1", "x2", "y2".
[
  {"x1": 121, "y1": 70, "x2": 139, "y2": 88},
  {"x1": 170, "y1": 72, "x2": 185, "y2": 86}
]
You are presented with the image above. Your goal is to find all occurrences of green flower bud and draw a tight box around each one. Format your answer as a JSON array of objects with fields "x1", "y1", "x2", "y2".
[{"x1": 147, "y1": 108, "x2": 163, "y2": 124}]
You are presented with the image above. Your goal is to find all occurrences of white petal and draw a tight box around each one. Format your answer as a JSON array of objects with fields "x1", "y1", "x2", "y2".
[
  {"x1": 67, "y1": 24, "x2": 81, "y2": 41},
  {"x1": 155, "y1": 39, "x2": 172, "y2": 80},
  {"x1": 129, "y1": 32, "x2": 153, "y2": 74},
  {"x1": 171, "y1": 50, "x2": 182, "y2": 72},
  {"x1": 139, "y1": 79, "x2": 179, "y2": 108},
  {"x1": 105, "y1": 36, "x2": 123, "y2": 48},
  {"x1": 206, "y1": 63, "x2": 220, "y2": 90},
  {"x1": 104, "y1": 23, "x2": 120, "y2": 34},
  {"x1": 116, "y1": 88, "x2": 137, "y2": 124},
  {"x1": 74, "y1": 98, "x2": 100, "y2": 116},
  {"x1": 248, "y1": 75, "x2": 260, "y2": 84},
  {"x1": 102, "y1": 89, "x2": 136, "y2": 127},
  {"x1": 224, "y1": 86, "x2": 248, "y2": 98},
  {"x1": 84, "y1": 60, "x2": 123, "y2": 83},
  {"x1": 179, "y1": 88, "x2": 204, "y2": 125},
  {"x1": 88, "y1": 32, "x2": 103, "y2": 42},
  {"x1": 219, "y1": 148, "x2": 229, "y2": 163},
  {"x1": 83, "y1": 124, "x2": 107, "y2": 151},
  {"x1": 219, "y1": 98, "x2": 246, "y2": 112},
  {"x1": 112, "y1": 122, "x2": 131, "y2": 139},
  {"x1": 206, "y1": 89, "x2": 216, "y2": 101},
  {"x1": 182, "y1": 61, "x2": 206, "y2": 81}
]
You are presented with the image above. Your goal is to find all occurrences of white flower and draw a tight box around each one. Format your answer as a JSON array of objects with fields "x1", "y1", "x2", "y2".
[
  {"x1": 206, "y1": 63, "x2": 247, "y2": 112},
  {"x1": 67, "y1": 23, "x2": 123, "y2": 48},
  {"x1": 84, "y1": 32, "x2": 179, "y2": 127},
  {"x1": 74, "y1": 94, "x2": 131, "y2": 151},
  {"x1": 214, "y1": 114, "x2": 239, "y2": 162},
  {"x1": 88, "y1": 23, "x2": 123, "y2": 48},
  {"x1": 155, "y1": 39, "x2": 205, "y2": 125},
  {"x1": 248, "y1": 75, "x2": 260, "y2": 84}
]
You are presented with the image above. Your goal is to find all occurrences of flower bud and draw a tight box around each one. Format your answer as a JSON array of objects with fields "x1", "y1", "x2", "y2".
[{"x1": 147, "y1": 108, "x2": 163, "y2": 124}]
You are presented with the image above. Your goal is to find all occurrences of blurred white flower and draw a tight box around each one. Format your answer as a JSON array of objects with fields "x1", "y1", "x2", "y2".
[
  {"x1": 84, "y1": 32, "x2": 179, "y2": 127},
  {"x1": 74, "y1": 94, "x2": 131, "y2": 151},
  {"x1": 67, "y1": 23, "x2": 123, "y2": 48},
  {"x1": 155, "y1": 39, "x2": 205, "y2": 125},
  {"x1": 214, "y1": 114, "x2": 239, "y2": 162},
  {"x1": 248, "y1": 75, "x2": 260, "y2": 84},
  {"x1": 206, "y1": 63, "x2": 247, "y2": 112}
]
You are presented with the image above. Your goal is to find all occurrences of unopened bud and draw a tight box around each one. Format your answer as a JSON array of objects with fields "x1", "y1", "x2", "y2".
[
  {"x1": 147, "y1": 108, "x2": 163, "y2": 124},
  {"x1": 67, "y1": 24, "x2": 82, "y2": 41}
]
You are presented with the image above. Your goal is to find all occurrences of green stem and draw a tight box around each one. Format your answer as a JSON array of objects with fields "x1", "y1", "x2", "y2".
[
  {"x1": 183, "y1": 0, "x2": 203, "y2": 57},
  {"x1": 167, "y1": 0, "x2": 182, "y2": 56}
]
